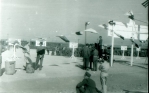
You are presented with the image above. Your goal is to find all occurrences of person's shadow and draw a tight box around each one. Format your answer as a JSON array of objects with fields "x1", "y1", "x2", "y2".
[
  {"x1": 75, "y1": 64, "x2": 84, "y2": 70},
  {"x1": 123, "y1": 89, "x2": 148, "y2": 93},
  {"x1": 0, "y1": 68, "x2": 5, "y2": 76}
]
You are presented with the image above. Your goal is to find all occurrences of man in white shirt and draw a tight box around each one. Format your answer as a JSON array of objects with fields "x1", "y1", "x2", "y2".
[{"x1": 99, "y1": 58, "x2": 110, "y2": 93}]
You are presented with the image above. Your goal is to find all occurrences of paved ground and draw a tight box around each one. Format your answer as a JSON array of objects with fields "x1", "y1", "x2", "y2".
[{"x1": 0, "y1": 49, "x2": 148, "y2": 93}]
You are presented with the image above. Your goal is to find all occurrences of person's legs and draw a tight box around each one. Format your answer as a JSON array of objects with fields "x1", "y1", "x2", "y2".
[
  {"x1": 83, "y1": 58, "x2": 85, "y2": 69},
  {"x1": 90, "y1": 61, "x2": 92, "y2": 70},
  {"x1": 47, "y1": 50, "x2": 49, "y2": 55},
  {"x1": 84, "y1": 58, "x2": 87, "y2": 70},
  {"x1": 95, "y1": 57, "x2": 98, "y2": 71},
  {"x1": 93, "y1": 58, "x2": 95, "y2": 71},
  {"x1": 39, "y1": 55, "x2": 44, "y2": 70},
  {"x1": 90, "y1": 56, "x2": 93, "y2": 69},
  {"x1": 35, "y1": 54, "x2": 40, "y2": 69},
  {"x1": 86, "y1": 58, "x2": 89, "y2": 70},
  {"x1": 100, "y1": 73, "x2": 108, "y2": 93},
  {"x1": 93, "y1": 56, "x2": 97, "y2": 71}
]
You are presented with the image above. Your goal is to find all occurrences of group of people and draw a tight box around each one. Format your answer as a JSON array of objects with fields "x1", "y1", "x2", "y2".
[
  {"x1": 22, "y1": 36, "x2": 110, "y2": 93},
  {"x1": 22, "y1": 42, "x2": 45, "y2": 71},
  {"x1": 76, "y1": 57, "x2": 110, "y2": 93},
  {"x1": 82, "y1": 36, "x2": 107, "y2": 71},
  {"x1": 78, "y1": 36, "x2": 111, "y2": 93}
]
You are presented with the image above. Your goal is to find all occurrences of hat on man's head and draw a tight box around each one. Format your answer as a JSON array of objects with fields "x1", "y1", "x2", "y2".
[{"x1": 84, "y1": 72, "x2": 91, "y2": 77}]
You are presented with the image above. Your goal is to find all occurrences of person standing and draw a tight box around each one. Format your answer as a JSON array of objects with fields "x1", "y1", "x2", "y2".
[
  {"x1": 35, "y1": 42, "x2": 45, "y2": 70},
  {"x1": 46, "y1": 47, "x2": 50, "y2": 55},
  {"x1": 24, "y1": 42, "x2": 30, "y2": 53},
  {"x1": 93, "y1": 43, "x2": 99, "y2": 71},
  {"x1": 89, "y1": 44, "x2": 94, "y2": 70},
  {"x1": 82, "y1": 44, "x2": 90, "y2": 70},
  {"x1": 98, "y1": 36, "x2": 103, "y2": 59},
  {"x1": 99, "y1": 58, "x2": 110, "y2": 93},
  {"x1": 76, "y1": 72, "x2": 99, "y2": 93},
  {"x1": 18, "y1": 43, "x2": 34, "y2": 73},
  {"x1": 22, "y1": 42, "x2": 31, "y2": 69}
]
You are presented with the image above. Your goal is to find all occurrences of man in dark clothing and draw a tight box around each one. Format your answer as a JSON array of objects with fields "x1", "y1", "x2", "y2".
[
  {"x1": 93, "y1": 43, "x2": 99, "y2": 71},
  {"x1": 89, "y1": 44, "x2": 94, "y2": 70},
  {"x1": 35, "y1": 42, "x2": 45, "y2": 70},
  {"x1": 82, "y1": 44, "x2": 90, "y2": 70},
  {"x1": 98, "y1": 36, "x2": 103, "y2": 59},
  {"x1": 76, "y1": 72, "x2": 98, "y2": 93}
]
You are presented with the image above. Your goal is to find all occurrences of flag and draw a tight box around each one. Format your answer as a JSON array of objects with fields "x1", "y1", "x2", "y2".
[
  {"x1": 108, "y1": 20, "x2": 116, "y2": 26},
  {"x1": 114, "y1": 32, "x2": 125, "y2": 40},
  {"x1": 130, "y1": 37, "x2": 139, "y2": 48},
  {"x1": 142, "y1": 0, "x2": 148, "y2": 8},
  {"x1": 134, "y1": 42, "x2": 139, "y2": 48},
  {"x1": 84, "y1": 28, "x2": 98, "y2": 33},
  {"x1": 98, "y1": 24, "x2": 108, "y2": 30},
  {"x1": 76, "y1": 31, "x2": 83, "y2": 35},
  {"x1": 57, "y1": 35, "x2": 69, "y2": 42},
  {"x1": 125, "y1": 11, "x2": 134, "y2": 20}
]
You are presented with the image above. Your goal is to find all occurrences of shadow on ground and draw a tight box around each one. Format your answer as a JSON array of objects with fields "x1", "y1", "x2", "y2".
[
  {"x1": 0, "y1": 68, "x2": 5, "y2": 76},
  {"x1": 62, "y1": 63, "x2": 70, "y2": 64},
  {"x1": 75, "y1": 64, "x2": 84, "y2": 70},
  {"x1": 49, "y1": 64, "x2": 59, "y2": 66},
  {"x1": 72, "y1": 62, "x2": 78, "y2": 63},
  {"x1": 123, "y1": 89, "x2": 148, "y2": 93},
  {"x1": 114, "y1": 60, "x2": 148, "y2": 69}
]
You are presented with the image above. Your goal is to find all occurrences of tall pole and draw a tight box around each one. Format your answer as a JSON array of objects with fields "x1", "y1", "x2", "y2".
[
  {"x1": 85, "y1": 24, "x2": 87, "y2": 45},
  {"x1": 85, "y1": 22, "x2": 90, "y2": 45},
  {"x1": 109, "y1": 20, "x2": 115, "y2": 67},
  {"x1": 130, "y1": 43, "x2": 133, "y2": 66},
  {"x1": 110, "y1": 25, "x2": 114, "y2": 67}
]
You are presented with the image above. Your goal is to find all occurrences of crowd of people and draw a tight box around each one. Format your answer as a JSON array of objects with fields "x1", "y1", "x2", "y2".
[
  {"x1": 0, "y1": 35, "x2": 111, "y2": 93},
  {"x1": 23, "y1": 36, "x2": 111, "y2": 72},
  {"x1": 33, "y1": 36, "x2": 110, "y2": 93}
]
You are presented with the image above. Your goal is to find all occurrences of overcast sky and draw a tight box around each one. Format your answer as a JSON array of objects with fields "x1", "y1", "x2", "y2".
[{"x1": 1, "y1": 0, "x2": 148, "y2": 45}]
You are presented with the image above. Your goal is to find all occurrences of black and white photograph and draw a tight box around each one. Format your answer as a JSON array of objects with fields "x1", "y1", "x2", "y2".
[{"x1": 0, "y1": 0, "x2": 148, "y2": 93}]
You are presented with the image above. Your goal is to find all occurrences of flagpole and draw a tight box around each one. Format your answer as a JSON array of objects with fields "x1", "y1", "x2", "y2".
[
  {"x1": 130, "y1": 43, "x2": 133, "y2": 66},
  {"x1": 130, "y1": 19, "x2": 136, "y2": 66},
  {"x1": 85, "y1": 22, "x2": 90, "y2": 45},
  {"x1": 85, "y1": 23, "x2": 87, "y2": 45},
  {"x1": 110, "y1": 25, "x2": 114, "y2": 67}
]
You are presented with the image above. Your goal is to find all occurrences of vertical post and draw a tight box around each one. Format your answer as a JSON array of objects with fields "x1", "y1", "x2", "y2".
[
  {"x1": 85, "y1": 24, "x2": 87, "y2": 45},
  {"x1": 71, "y1": 45, "x2": 75, "y2": 58},
  {"x1": 0, "y1": 45, "x2": 2, "y2": 76},
  {"x1": 136, "y1": 51, "x2": 140, "y2": 59},
  {"x1": 121, "y1": 50, "x2": 125, "y2": 59},
  {"x1": 110, "y1": 26, "x2": 114, "y2": 67},
  {"x1": 85, "y1": 22, "x2": 90, "y2": 45},
  {"x1": 131, "y1": 44, "x2": 133, "y2": 66},
  {"x1": 13, "y1": 44, "x2": 16, "y2": 59},
  {"x1": 122, "y1": 50, "x2": 124, "y2": 57},
  {"x1": 0, "y1": 55, "x2": 2, "y2": 76}
]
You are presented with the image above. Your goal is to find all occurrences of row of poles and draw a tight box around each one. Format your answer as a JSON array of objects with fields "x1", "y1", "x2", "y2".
[{"x1": 83, "y1": 19, "x2": 147, "y2": 67}]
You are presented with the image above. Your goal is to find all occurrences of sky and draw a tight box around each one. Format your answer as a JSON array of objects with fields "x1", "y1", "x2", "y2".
[{"x1": 0, "y1": 0, "x2": 148, "y2": 46}]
